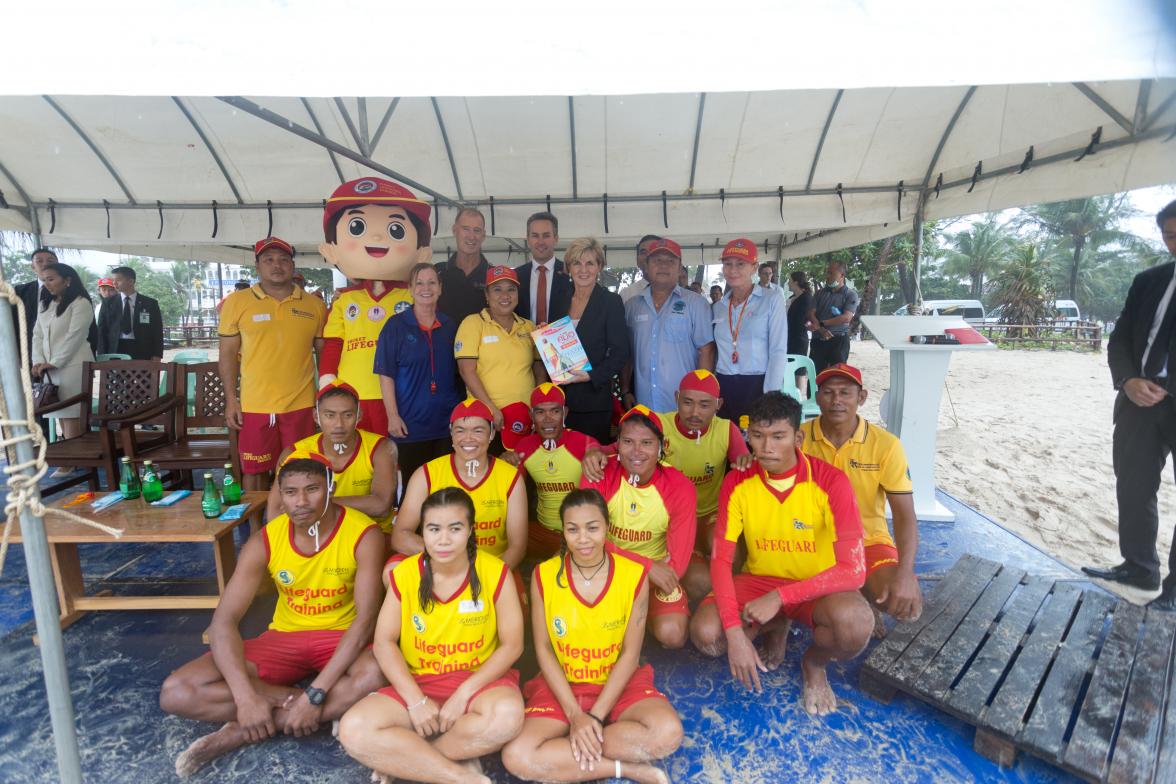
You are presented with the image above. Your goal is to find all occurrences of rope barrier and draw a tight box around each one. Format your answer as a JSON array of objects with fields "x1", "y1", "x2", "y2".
[{"x1": 0, "y1": 279, "x2": 123, "y2": 576}]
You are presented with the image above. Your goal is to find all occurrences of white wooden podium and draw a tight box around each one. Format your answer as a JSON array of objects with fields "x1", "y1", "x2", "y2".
[{"x1": 860, "y1": 315, "x2": 995, "y2": 522}]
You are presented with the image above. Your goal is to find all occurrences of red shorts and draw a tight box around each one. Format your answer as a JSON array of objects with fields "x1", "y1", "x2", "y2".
[
  {"x1": 700, "y1": 573, "x2": 818, "y2": 628},
  {"x1": 522, "y1": 664, "x2": 667, "y2": 724},
  {"x1": 865, "y1": 543, "x2": 900, "y2": 576},
  {"x1": 358, "y1": 399, "x2": 388, "y2": 437},
  {"x1": 378, "y1": 668, "x2": 520, "y2": 712},
  {"x1": 236, "y1": 629, "x2": 345, "y2": 685},
  {"x1": 650, "y1": 580, "x2": 691, "y2": 619},
  {"x1": 527, "y1": 522, "x2": 563, "y2": 561},
  {"x1": 239, "y1": 407, "x2": 317, "y2": 474}
]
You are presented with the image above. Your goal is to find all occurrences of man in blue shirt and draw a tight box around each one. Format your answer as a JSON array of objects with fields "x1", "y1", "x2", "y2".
[{"x1": 622, "y1": 238, "x2": 715, "y2": 412}]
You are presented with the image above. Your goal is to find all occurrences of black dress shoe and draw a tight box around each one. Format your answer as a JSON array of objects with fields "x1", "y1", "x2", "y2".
[
  {"x1": 1080, "y1": 562, "x2": 1161, "y2": 590},
  {"x1": 1148, "y1": 587, "x2": 1176, "y2": 612}
]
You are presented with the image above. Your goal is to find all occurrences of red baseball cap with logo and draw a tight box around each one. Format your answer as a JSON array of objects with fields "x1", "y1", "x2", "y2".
[
  {"x1": 678, "y1": 369, "x2": 722, "y2": 399},
  {"x1": 254, "y1": 236, "x2": 295, "y2": 258},
  {"x1": 721, "y1": 238, "x2": 758, "y2": 264},
  {"x1": 486, "y1": 265, "x2": 520, "y2": 287},
  {"x1": 500, "y1": 401, "x2": 533, "y2": 450},
  {"x1": 96, "y1": 277, "x2": 114, "y2": 288},
  {"x1": 815, "y1": 362, "x2": 863, "y2": 387},
  {"x1": 530, "y1": 382, "x2": 566, "y2": 407},
  {"x1": 323, "y1": 177, "x2": 432, "y2": 235},
  {"x1": 450, "y1": 398, "x2": 495, "y2": 425},
  {"x1": 645, "y1": 238, "x2": 682, "y2": 260}
]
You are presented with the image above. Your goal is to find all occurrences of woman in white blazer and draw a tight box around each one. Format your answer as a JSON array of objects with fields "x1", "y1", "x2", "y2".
[{"x1": 31, "y1": 263, "x2": 95, "y2": 455}]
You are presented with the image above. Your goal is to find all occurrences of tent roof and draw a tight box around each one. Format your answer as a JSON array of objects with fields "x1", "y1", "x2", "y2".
[{"x1": 1, "y1": 3, "x2": 1174, "y2": 267}]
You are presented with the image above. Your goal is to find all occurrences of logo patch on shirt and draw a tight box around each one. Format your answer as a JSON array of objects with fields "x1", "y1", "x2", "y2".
[
  {"x1": 345, "y1": 303, "x2": 360, "y2": 321},
  {"x1": 792, "y1": 518, "x2": 813, "y2": 531},
  {"x1": 704, "y1": 463, "x2": 715, "y2": 476},
  {"x1": 291, "y1": 308, "x2": 316, "y2": 319},
  {"x1": 454, "y1": 340, "x2": 463, "y2": 352},
  {"x1": 368, "y1": 305, "x2": 386, "y2": 321},
  {"x1": 849, "y1": 459, "x2": 880, "y2": 471},
  {"x1": 672, "y1": 300, "x2": 686, "y2": 313},
  {"x1": 552, "y1": 616, "x2": 568, "y2": 638},
  {"x1": 628, "y1": 502, "x2": 639, "y2": 516},
  {"x1": 277, "y1": 569, "x2": 295, "y2": 585},
  {"x1": 412, "y1": 613, "x2": 426, "y2": 633},
  {"x1": 545, "y1": 459, "x2": 557, "y2": 474},
  {"x1": 394, "y1": 301, "x2": 411, "y2": 314}
]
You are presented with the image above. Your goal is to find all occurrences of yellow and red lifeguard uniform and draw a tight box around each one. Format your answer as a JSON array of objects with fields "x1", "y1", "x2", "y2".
[
  {"x1": 523, "y1": 549, "x2": 667, "y2": 724},
  {"x1": 580, "y1": 456, "x2": 696, "y2": 616},
  {"x1": 423, "y1": 454, "x2": 521, "y2": 559},
  {"x1": 292, "y1": 429, "x2": 393, "y2": 533},
  {"x1": 376, "y1": 551, "x2": 520, "y2": 709},
  {"x1": 514, "y1": 429, "x2": 599, "y2": 559},
  {"x1": 320, "y1": 281, "x2": 413, "y2": 435},
  {"x1": 707, "y1": 450, "x2": 865, "y2": 629},
  {"x1": 240, "y1": 506, "x2": 379, "y2": 685}
]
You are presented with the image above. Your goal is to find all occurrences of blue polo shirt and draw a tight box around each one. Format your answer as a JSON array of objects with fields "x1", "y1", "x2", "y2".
[
  {"x1": 373, "y1": 309, "x2": 460, "y2": 443},
  {"x1": 625, "y1": 285, "x2": 715, "y2": 412}
]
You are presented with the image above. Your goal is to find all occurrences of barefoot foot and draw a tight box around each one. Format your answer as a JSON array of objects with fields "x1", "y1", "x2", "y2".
[
  {"x1": 800, "y1": 651, "x2": 838, "y2": 716},
  {"x1": 622, "y1": 760, "x2": 672, "y2": 784},
  {"x1": 871, "y1": 605, "x2": 888, "y2": 639},
  {"x1": 175, "y1": 722, "x2": 249, "y2": 778},
  {"x1": 762, "y1": 620, "x2": 791, "y2": 670}
]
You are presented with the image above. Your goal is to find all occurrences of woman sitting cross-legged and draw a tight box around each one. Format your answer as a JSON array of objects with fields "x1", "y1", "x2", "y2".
[
  {"x1": 501, "y1": 489, "x2": 682, "y2": 784},
  {"x1": 338, "y1": 487, "x2": 525, "y2": 784}
]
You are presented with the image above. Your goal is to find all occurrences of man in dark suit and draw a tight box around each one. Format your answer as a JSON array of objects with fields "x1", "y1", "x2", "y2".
[
  {"x1": 514, "y1": 211, "x2": 572, "y2": 324},
  {"x1": 12, "y1": 247, "x2": 56, "y2": 357},
  {"x1": 1084, "y1": 199, "x2": 1176, "y2": 610},
  {"x1": 97, "y1": 265, "x2": 164, "y2": 359}
]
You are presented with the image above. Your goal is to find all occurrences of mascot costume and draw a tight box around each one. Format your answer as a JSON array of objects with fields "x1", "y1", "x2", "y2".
[{"x1": 318, "y1": 177, "x2": 433, "y2": 434}]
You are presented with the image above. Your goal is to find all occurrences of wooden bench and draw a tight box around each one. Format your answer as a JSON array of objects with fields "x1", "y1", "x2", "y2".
[
  {"x1": 11, "y1": 491, "x2": 266, "y2": 634},
  {"x1": 860, "y1": 554, "x2": 1175, "y2": 783}
]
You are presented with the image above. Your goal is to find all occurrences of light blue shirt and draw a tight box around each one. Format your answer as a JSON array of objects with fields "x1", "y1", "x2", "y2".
[
  {"x1": 712, "y1": 285, "x2": 790, "y2": 393},
  {"x1": 625, "y1": 285, "x2": 715, "y2": 412}
]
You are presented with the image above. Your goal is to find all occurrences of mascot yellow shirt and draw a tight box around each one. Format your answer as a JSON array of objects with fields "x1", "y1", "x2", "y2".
[{"x1": 324, "y1": 284, "x2": 413, "y2": 400}]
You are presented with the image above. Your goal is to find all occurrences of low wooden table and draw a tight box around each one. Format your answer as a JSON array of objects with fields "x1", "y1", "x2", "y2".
[{"x1": 12, "y1": 491, "x2": 266, "y2": 633}]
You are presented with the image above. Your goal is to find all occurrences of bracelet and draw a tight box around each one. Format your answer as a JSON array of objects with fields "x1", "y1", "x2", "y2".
[
  {"x1": 408, "y1": 696, "x2": 428, "y2": 710},
  {"x1": 585, "y1": 711, "x2": 604, "y2": 725}
]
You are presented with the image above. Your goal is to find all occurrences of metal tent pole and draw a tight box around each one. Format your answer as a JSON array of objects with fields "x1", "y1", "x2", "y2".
[{"x1": 0, "y1": 297, "x2": 83, "y2": 784}]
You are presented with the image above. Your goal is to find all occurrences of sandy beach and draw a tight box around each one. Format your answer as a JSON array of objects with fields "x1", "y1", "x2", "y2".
[{"x1": 849, "y1": 338, "x2": 1174, "y2": 602}]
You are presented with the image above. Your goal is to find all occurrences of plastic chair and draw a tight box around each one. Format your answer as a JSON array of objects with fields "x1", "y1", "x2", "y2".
[
  {"x1": 782, "y1": 354, "x2": 820, "y2": 420},
  {"x1": 172, "y1": 351, "x2": 209, "y2": 417}
]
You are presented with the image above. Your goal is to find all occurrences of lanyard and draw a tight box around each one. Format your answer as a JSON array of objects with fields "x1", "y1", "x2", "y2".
[
  {"x1": 420, "y1": 320, "x2": 439, "y2": 394},
  {"x1": 727, "y1": 293, "x2": 752, "y2": 364}
]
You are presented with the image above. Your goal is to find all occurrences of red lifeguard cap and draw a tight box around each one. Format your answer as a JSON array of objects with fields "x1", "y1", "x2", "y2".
[
  {"x1": 530, "y1": 382, "x2": 566, "y2": 407},
  {"x1": 815, "y1": 362, "x2": 863, "y2": 387},
  {"x1": 254, "y1": 236, "x2": 295, "y2": 258},
  {"x1": 721, "y1": 238, "x2": 757, "y2": 264},
  {"x1": 618, "y1": 403, "x2": 664, "y2": 438},
  {"x1": 645, "y1": 238, "x2": 682, "y2": 260},
  {"x1": 678, "y1": 369, "x2": 721, "y2": 398},
  {"x1": 486, "y1": 265, "x2": 520, "y2": 286},
  {"x1": 450, "y1": 398, "x2": 495, "y2": 425},
  {"x1": 316, "y1": 380, "x2": 360, "y2": 403},
  {"x1": 500, "y1": 401, "x2": 533, "y2": 450}
]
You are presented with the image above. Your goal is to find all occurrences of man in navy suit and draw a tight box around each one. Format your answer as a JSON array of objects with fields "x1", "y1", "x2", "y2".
[
  {"x1": 97, "y1": 266, "x2": 164, "y2": 360},
  {"x1": 1085, "y1": 200, "x2": 1176, "y2": 611},
  {"x1": 514, "y1": 211, "x2": 571, "y2": 324}
]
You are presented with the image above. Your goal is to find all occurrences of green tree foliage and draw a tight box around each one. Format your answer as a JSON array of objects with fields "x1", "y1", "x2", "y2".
[
  {"x1": 942, "y1": 217, "x2": 1013, "y2": 299},
  {"x1": 987, "y1": 244, "x2": 1056, "y2": 334},
  {"x1": 109, "y1": 258, "x2": 187, "y2": 327}
]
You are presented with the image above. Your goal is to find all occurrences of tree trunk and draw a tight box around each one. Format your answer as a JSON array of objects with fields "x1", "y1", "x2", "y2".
[
  {"x1": 896, "y1": 261, "x2": 917, "y2": 305},
  {"x1": 853, "y1": 237, "x2": 893, "y2": 336},
  {"x1": 1069, "y1": 235, "x2": 1085, "y2": 299}
]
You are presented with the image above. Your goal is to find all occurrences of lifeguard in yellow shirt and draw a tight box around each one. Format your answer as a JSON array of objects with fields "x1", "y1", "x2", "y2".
[
  {"x1": 502, "y1": 489, "x2": 682, "y2": 784},
  {"x1": 339, "y1": 487, "x2": 525, "y2": 784},
  {"x1": 160, "y1": 450, "x2": 385, "y2": 777}
]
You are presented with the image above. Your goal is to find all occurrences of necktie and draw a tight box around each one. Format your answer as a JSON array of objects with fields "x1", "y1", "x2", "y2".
[
  {"x1": 536, "y1": 264, "x2": 548, "y2": 324},
  {"x1": 120, "y1": 295, "x2": 132, "y2": 333}
]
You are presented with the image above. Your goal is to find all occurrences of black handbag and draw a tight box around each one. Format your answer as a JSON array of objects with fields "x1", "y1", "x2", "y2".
[{"x1": 32, "y1": 372, "x2": 59, "y2": 411}]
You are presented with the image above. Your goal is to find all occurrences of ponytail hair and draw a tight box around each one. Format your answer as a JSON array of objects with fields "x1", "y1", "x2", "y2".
[
  {"x1": 554, "y1": 488, "x2": 610, "y2": 589},
  {"x1": 417, "y1": 487, "x2": 481, "y2": 613}
]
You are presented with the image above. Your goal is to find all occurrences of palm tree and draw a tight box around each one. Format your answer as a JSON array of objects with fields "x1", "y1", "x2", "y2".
[
  {"x1": 942, "y1": 217, "x2": 1013, "y2": 299},
  {"x1": 987, "y1": 243, "x2": 1056, "y2": 335},
  {"x1": 1016, "y1": 195, "x2": 1139, "y2": 300}
]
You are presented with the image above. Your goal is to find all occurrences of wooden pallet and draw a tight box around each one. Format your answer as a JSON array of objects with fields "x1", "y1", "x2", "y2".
[{"x1": 860, "y1": 554, "x2": 1176, "y2": 783}]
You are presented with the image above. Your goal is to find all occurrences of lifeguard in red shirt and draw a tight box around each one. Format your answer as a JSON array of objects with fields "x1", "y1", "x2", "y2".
[
  {"x1": 690, "y1": 392, "x2": 873, "y2": 716},
  {"x1": 581, "y1": 406, "x2": 696, "y2": 649}
]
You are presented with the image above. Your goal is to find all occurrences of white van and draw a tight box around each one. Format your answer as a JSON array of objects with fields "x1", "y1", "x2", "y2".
[
  {"x1": 893, "y1": 299, "x2": 986, "y2": 323},
  {"x1": 1054, "y1": 300, "x2": 1081, "y2": 322}
]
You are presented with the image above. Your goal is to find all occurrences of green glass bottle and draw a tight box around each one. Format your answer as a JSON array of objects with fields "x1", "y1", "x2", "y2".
[
  {"x1": 201, "y1": 473, "x2": 221, "y2": 519},
  {"x1": 221, "y1": 463, "x2": 242, "y2": 504},
  {"x1": 118, "y1": 456, "x2": 141, "y2": 500},
  {"x1": 141, "y1": 460, "x2": 164, "y2": 503}
]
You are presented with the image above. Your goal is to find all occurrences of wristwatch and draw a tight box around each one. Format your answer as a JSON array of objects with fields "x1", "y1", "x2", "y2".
[{"x1": 305, "y1": 686, "x2": 327, "y2": 706}]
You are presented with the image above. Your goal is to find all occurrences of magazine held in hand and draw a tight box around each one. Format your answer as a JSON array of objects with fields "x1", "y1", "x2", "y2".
[{"x1": 532, "y1": 316, "x2": 592, "y2": 383}]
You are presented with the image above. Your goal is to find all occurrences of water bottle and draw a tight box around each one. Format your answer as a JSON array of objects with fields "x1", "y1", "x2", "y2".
[
  {"x1": 201, "y1": 473, "x2": 222, "y2": 519},
  {"x1": 221, "y1": 463, "x2": 242, "y2": 504},
  {"x1": 118, "y1": 456, "x2": 141, "y2": 500},
  {"x1": 141, "y1": 460, "x2": 163, "y2": 503}
]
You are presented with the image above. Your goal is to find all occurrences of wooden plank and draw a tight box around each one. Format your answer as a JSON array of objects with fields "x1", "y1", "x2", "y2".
[
  {"x1": 1062, "y1": 601, "x2": 1144, "y2": 779},
  {"x1": 863, "y1": 554, "x2": 986, "y2": 676},
  {"x1": 974, "y1": 728, "x2": 1018, "y2": 768},
  {"x1": 984, "y1": 582, "x2": 1083, "y2": 739},
  {"x1": 72, "y1": 595, "x2": 220, "y2": 611},
  {"x1": 1108, "y1": 609, "x2": 1176, "y2": 784},
  {"x1": 918, "y1": 565, "x2": 1026, "y2": 701},
  {"x1": 213, "y1": 532, "x2": 238, "y2": 594},
  {"x1": 948, "y1": 575, "x2": 1053, "y2": 718},
  {"x1": 1018, "y1": 591, "x2": 1116, "y2": 762},
  {"x1": 1154, "y1": 616, "x2": 1176, "y2": 784},
  {"x1": 886, "y1": 557, "x2": 1002, "y2": 686}
]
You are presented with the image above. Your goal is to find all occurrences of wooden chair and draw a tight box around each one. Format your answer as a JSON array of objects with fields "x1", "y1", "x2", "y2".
[
  {"x1": 136, "y1": 362, "x2": 240, "y2": 488},
  {"x1": 37, "y1": 360, "x2": 179, "y2": 494}
]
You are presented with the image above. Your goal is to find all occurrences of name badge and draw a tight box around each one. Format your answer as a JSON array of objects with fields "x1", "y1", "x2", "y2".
[
  {"x1": 252, "y1": 313, "x2": 271, "y2": 322},
  {"x1": 458, "y1": 599, "x2": 485, "y2": 614},
  {"x1": 483, "y1": 335, "x2": 499, "y2": 344},
  {"x1": 139, "y1": 311, "x2": 151, "y2": 324},
  {"x1": 635, "y1": 314, "x2": 650, "y2": 323}
]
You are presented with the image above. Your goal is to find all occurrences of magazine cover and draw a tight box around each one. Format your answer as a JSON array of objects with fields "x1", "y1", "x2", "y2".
[{"x1": 531, "y1": 315, "x2": 592, "y2": 383}]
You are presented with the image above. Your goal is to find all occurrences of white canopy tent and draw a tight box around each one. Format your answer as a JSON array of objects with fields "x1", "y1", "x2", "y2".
[{"x1": 1, "y1": 1, "x2": 1174, "y2": 269}]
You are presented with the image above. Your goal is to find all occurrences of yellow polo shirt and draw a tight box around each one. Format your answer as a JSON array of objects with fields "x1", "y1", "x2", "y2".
[
  {"x1": 454, "y1": 309, "x2": 539, "y2": 409},
  {"x1": 800, "y1": 416, "x2": 912, "y2": 548},
  {"x1": 218, "y1": 284, "x2": 326, "y2": 414}
]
